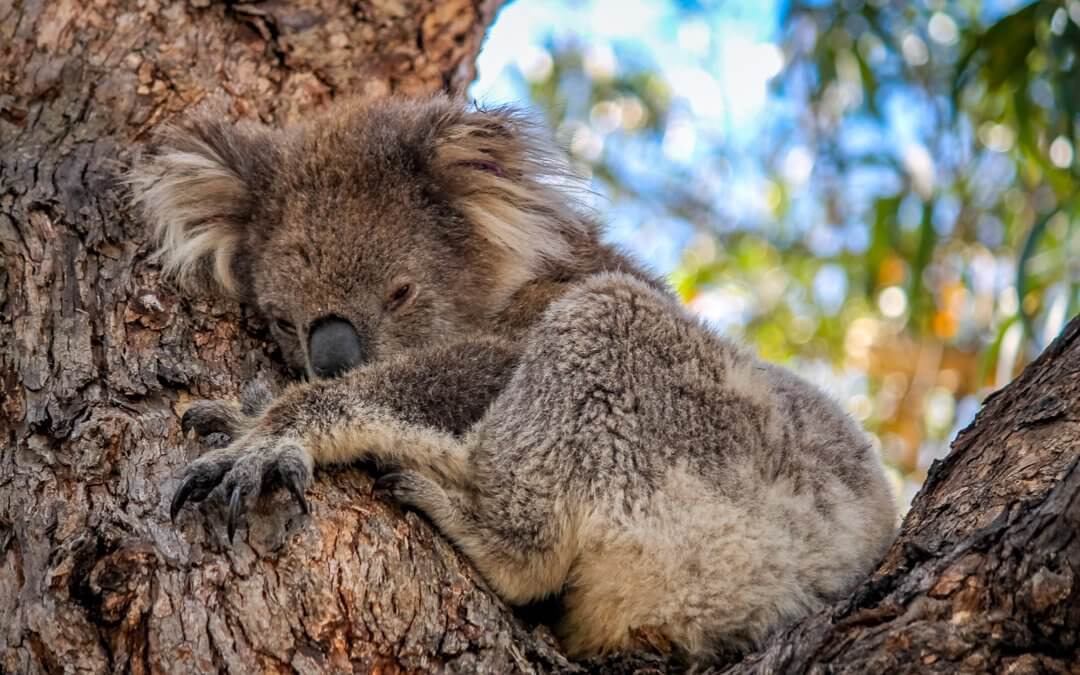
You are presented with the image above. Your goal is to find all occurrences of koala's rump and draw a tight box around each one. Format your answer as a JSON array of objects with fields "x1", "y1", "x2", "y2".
[{"x1": 470, "y1": 272, "x2": 897, "y2": 657}]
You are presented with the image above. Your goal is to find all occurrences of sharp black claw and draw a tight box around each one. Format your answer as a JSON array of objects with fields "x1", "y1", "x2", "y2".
[
  {"x1": 285, "y1": 473, "x2": 310, "y2": 515},
  {"x1": 171, "y1": 475, "x2": 196, "y2": 522},
  {"x1": 227, "y1": 485, "x2": 244, "y2": 543}
]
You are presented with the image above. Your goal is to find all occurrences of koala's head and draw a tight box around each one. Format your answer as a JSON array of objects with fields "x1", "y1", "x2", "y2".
[{"x1": 129, "y1": 96, "x2": 586, "y2": 378}]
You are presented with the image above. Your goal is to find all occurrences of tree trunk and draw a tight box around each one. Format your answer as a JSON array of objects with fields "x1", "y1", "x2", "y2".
[
  {"x1": 0, "y1": 2, "x2": 1077, "y2": 674},
  {"x1": 0, "y1": 2, "x2": 574, "y2": 673}
]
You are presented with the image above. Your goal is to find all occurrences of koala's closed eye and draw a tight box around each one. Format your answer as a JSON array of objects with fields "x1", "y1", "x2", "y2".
[
  {"x1": 262, "y1": 305, "x2": 297, "y2": 336},
  {"x1": 385, "y1": 282, "x2": 415, "y2": 312},
  {"x1": 274, "y1": 318, "x2": 298, "y2": 335}
]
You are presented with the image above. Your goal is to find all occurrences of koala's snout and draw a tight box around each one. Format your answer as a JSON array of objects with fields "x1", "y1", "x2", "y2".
[{"x1": 308, "y1": 317, "x2": 369, "y2": 378}]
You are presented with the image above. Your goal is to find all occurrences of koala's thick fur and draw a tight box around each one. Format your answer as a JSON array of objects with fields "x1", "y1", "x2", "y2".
[{"x1": 131, "y1": 95, "x2": 898, "y2": 661}]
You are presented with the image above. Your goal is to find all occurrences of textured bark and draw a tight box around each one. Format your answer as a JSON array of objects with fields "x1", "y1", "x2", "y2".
[
  {"x1": 1, "y1": 1, "x2": 1078, "y2": 674},
  {"x1": 0, "y1": 1, "x2": 577, "y2": 673}
]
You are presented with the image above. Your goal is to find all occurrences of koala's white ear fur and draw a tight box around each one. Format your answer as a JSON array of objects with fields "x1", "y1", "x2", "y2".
[
  {"x1": 432, "y1": 105, "x2": 589, "y2": 289},
  {"x1": 128, "y1": 114, "x2": 272, "y2": 296}
]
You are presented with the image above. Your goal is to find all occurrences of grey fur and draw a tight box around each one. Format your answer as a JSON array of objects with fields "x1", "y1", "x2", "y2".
[{"x1": 133, "y1": 96, "x2": 898, "y2": 661}]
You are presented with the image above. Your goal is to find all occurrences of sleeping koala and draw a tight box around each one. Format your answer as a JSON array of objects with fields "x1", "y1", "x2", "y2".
[{"x1": 130, "y1": 95, "x2": 897, "y2": 661}]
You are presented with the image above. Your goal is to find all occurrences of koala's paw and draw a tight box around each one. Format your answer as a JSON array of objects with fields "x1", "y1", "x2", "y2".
[
  {"x1": 373, "y1": 471, "x2": 450, "y2": 515},
  {"x1": 170, "y1": 436, "x2": 312, "y2": 542},
  {"x1": 180, "y1": 380, "x2": 276, "y2": 448}
]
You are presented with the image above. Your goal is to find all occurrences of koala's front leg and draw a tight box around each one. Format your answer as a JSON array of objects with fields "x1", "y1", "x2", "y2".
[
  {"x1": 171, "y1": 384, "x2": 472, "y2": 540},
  {"x1": 170, "y1": 337, "x2": 519, "y2": 539}
]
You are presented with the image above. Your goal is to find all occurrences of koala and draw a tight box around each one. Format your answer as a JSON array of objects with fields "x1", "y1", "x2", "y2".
[{"x1": 130, "y1": 95, "x2": 898, "y2": 661}]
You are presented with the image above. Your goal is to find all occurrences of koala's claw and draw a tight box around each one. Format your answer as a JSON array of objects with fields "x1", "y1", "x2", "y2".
[
  {"x1": 169, "y1": 440, "x2": 312, "y2": 540},
  {"x1": 170, "y1": 455, "x2": 234, "y2": 521},
  {"x1": 170, "y1": 474, "x2": 198, "y2": 522},
  {"x1": 226, "y1": 483, "x2": 247, "y2": 543},
  {"x1": 283, "y1": 470, "x2": 311, "y2": 516}
]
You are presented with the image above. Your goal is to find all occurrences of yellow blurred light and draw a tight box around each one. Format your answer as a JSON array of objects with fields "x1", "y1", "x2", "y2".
[
  {"x1": 999, "y1": 286, "x2": 1019, "y2": 316},
  {"x1": 515, "y1": 46, "x2": 553, "y2": 83},
  {"x1": 932, "y1": 310, "x2": 957, "y2": 339},
  {"x1": 901, "y1": 33, "x2": 929, "y2": 66},
  {"x1": 590, "y1": 101, "x2": 623, "y2": 134},
  {"x1": 790, "y1": 315, "x2": 816, "y2": 344},
  {"x1": 763, "y1": 180, "x2": 783, "y2": 212},
  {"x1": 878, "y1": 255, "x2": 907, "y2": 286},
  {"x1": 847, "y1": 394, "x2": 874, "y2": 422},
  {"x1": 1003, "y1": 188, "x2": 1026, "y2": 213},
  {"x1": 1022, "y1": 292, "x2": 1040, "y2": 316},
  {"x1": 584, "y1": 44, "x2": 617, "y2": 81},
  {"x1": 978, "y1": 122, "x2": 1015, "y2": 153},
  {"x1": 928, "y1": 13, "x2": 958, "y2": 45},
  {"x1": 878, "y1": 286, "x2": 908, "y2": 318},
  {"x1": 845, "y1": 317, "x2": 879, "y2": 362},
  {"x1": 1049, "y1": 136, "x2": 1074, "y2": 168},
  {"x1": 757, "y1": 323, "x2": 787, "y2": 361},
  {"x1": 941, "y1": 282, "x2": 969, "y2": 313},
  {"x1": 937, "y1": 368, "x2": 960, "y2": 392},
  {"x1": 571, "y1": 126, "x2": 604, "y2": 161},
  {"x1": 619, "y1": 96, "x2": 646, "y2": 131}
]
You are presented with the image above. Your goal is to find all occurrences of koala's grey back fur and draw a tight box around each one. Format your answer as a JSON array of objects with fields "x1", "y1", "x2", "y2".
[
  {"x1": 463, "y1": 273, "x2": 896, "y2": 655},
  {"x1": 132, "y1": 95, "x2": 898, "y2": 662}
]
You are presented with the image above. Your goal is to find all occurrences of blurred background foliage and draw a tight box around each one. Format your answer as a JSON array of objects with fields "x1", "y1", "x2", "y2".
[{"x1": 472, "y1": 0, "x2": 1080, "y2": 504}]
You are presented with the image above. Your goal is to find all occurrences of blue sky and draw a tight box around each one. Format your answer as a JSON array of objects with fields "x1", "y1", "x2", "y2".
[
  {"x1": 470, "y1": 0, "x2": 793, "y2": 274},
  {"x1": 471, "y1": 0, "x2": 1038, "y2": 276},
  {"x1": 473, "y1": 0, "x2": 785, "y2": 137}
]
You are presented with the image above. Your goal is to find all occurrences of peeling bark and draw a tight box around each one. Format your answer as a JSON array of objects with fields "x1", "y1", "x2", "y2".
[{"x1": 1, "y1": 1, "x2": 1078, "y2": 674}]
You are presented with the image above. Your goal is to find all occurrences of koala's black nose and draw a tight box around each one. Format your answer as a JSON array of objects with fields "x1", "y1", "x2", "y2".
[{"x1": 308, "y1": 317, "x2": 368, "y2": 378}]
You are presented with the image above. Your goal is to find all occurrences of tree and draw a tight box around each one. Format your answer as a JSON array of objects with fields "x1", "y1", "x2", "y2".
[{"x1": 0, "y1": 2, "x2": 1076, "y2": 673}]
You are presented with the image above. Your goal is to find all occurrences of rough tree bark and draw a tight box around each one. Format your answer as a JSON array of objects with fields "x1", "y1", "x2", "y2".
[{"x1": 0, "y1": 2, "x2": 1076, "y2": 674}]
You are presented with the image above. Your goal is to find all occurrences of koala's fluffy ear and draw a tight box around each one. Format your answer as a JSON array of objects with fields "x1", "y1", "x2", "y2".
[
  {"x1": 128, "y1": 112, "x2": 277, "y2": 297},
  {"x1": 430, "y1": 104, "x2": 588, "y2": 284}
]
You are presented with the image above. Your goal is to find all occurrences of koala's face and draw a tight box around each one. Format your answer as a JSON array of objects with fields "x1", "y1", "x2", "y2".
[
  {"x1": 250, "y1": 158, "x2": 474, "y2": 377},
  {"x1": 131, "y1": 96, "x2": 583, "y2": 379}
]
